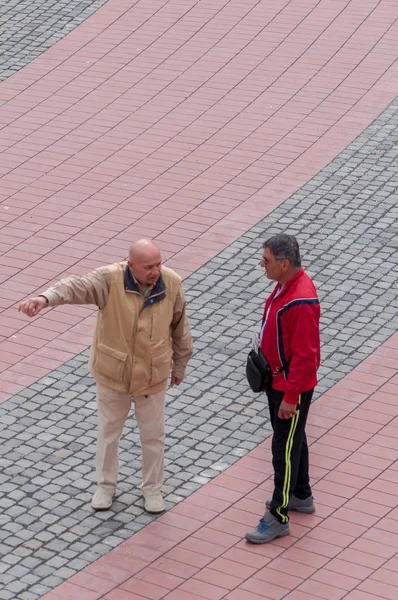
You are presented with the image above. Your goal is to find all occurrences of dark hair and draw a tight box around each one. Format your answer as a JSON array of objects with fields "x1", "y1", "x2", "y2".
[{"x1": 262, "y1": 233, "x2": 301, "y2": 267}]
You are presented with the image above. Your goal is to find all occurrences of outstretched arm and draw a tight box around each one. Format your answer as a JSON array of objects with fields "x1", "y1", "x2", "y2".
[{"x1": 18, "y1": 266, "x2": 111, "y2": 317}]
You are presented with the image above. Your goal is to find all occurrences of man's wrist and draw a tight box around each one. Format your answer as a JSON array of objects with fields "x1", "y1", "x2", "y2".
[
  {"x1": 39, "y1": 295, "x2": 49, "y2": 306},
  {"x1": 283, "y1": 392, "x2": 299, "y2": 405}
]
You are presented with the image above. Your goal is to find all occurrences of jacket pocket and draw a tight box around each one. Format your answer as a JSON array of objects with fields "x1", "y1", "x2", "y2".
[
  {"x1": 95, "y1": 342, "x2": 128, "y2": 382},
  {"x1": 151, "y1": 346, "x2": 173, "y2": 386}
]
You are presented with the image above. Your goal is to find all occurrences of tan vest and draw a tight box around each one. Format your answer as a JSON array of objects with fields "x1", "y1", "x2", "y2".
[{"x1": 90, "y1": 263, "x2": 181, "y2": 396}]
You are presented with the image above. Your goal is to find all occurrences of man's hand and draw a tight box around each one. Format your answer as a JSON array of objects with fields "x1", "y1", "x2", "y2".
[
  {"x1": 278, "y1": 400, "x2": 298, "y2": 420},
  {"x1": 170, "y1": 373, "x2": 183, "y2": 387},
  {"x1": 18, "y1": 296, "x2": 48, "y2": 317}
]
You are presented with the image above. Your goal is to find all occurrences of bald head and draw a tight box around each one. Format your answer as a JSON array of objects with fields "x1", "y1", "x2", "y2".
[
  {"x1": 128, "y1": 239, "x2": 162, "y2": 286},
  {"x1": 129, "y1": 239, "x2": 160, "y2": 262}
]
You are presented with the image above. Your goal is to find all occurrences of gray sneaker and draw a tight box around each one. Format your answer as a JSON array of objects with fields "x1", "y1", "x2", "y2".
[
  {"x1": 266, "y1": 494, "x2": 315, "y2": 514},
  {"x1": 245, "y1": 511, "x2": 289, "y2": 544}
]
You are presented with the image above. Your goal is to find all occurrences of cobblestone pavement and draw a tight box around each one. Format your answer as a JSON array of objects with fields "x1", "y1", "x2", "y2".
[
  {"x1": 0, "y1": 95, "x2": 398, "y2": 599},
  {"x1": 0, "y1": 0, "x2": 109, "y2": 82}
]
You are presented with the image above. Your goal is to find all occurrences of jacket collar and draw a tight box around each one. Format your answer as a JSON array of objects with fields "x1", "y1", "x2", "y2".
[
  {"x1": 124, "y1": 266, "x2": 166, "y2": 307},
  {"x1": 272, "y1": 267, "x2": 304, "y2": 299}
]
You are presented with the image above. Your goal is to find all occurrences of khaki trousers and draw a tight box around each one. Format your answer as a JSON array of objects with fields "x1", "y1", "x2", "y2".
[{"x1": 96, "y1": 382, "x2": 165, "y2": 497}]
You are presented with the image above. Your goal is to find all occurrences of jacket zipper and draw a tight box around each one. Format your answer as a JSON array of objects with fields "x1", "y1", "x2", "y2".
[{"x1": 126, "y1": 290, "x2": 144, "y2": 395}]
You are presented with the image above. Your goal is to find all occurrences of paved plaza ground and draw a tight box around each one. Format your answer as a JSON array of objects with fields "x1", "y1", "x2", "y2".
[{"x1": 1, "y1": 0, "x2": 398, "y2": 599}]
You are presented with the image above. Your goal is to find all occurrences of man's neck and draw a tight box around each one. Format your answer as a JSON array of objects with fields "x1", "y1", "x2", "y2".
[
  {"x1": 277, "y1": 267, "x2": 300, "y2": 286},
  {"x1": 130, "y1": 269, "x2": 150, "y2": 289}
]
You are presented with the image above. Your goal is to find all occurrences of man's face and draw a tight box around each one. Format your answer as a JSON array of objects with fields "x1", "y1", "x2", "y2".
[
  {"x1": 260, "y1": 247, "x2": 286, "y2": 282},
  {"x1": 128, "y1": 251, "x2": 162, "y2": 286}
]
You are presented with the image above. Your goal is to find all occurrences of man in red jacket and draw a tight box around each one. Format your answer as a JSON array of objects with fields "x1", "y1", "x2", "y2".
[{"x1": 246, "y1": 233, "x2": 321, "y2": 544}]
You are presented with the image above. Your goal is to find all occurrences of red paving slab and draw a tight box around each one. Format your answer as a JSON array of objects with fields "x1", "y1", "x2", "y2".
[
  {"x1": 1, "y1": 0, "x2": 398, "y2": 399},
  {"x1": 38, "y1": 331, "x2": 398, "y2": 600}
]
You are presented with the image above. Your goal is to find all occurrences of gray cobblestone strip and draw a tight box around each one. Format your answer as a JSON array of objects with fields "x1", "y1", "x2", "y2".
[
  {"x1": 0, "y1": 0, "x2": 109, "y2": 82},
  {"x1": 1, "y1": 98, "x2": 398, "y2": 599}
]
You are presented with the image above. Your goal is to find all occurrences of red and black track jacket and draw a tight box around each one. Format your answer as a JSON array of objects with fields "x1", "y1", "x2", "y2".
[{"x1": 260, "y1": 268, "x2": 321, "y2": 405}]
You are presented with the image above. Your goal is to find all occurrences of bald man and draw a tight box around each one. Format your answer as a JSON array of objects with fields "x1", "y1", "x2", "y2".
[{"x1": 19, "y1": 240, "x2": 193, "y2": 513}]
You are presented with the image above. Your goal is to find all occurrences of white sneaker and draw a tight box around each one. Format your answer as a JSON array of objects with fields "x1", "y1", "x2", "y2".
[
  {"x1": 144, "y1": 493, "x2": 165, "y2": 514},
  {"x1": 91, "y1": 488, "x2": 115, "y2": 511}
]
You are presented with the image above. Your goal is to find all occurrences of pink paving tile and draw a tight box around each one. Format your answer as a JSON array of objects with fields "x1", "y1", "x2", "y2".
[
  {"x1": 221, "y1": 547, "x2": 272, "y2": 570},
  {"x1": 346, "y1": 452, "x2": 393, "y2": 472},
  {"x1": 238, "y1": 577, "x2": 287, "y2": 600},
  {"x1": 104, "y1": 590, "x2": 150, "y2": 600},
  {"x1": 135, "y1": 567, "x2": 184, "y2": 591},
  {"x1": 70, "y1": 561, "x2": 131, "y2": 585},
  {"x1": 332, "y1": 507, "x2": 380, "y2": 529},
  {"x1": 192, "y1": 527, "x2": 241, "y2": 550},
  {"x1": 292, "y1": 536, "x2": 342, "y2": 559},
  {"x1": 306, "y1": 526, "x2": 356, "y2": 549},
  {"x1": 205, "y1": 556, "x2": 257, "y2": 580},
  {"x1": 163, "y1": 591, "x2": 206, "y2": 600},
  {"x1": 177, "y1": 537, "x2": 225, "y2": 560},
  {"x1": 338, "y1": 547, "x2": 386, "y2": 570},
  {"x1": 349, "y1": 537, "x2": 396, "y2": 560},
  {"x1": 67, "y1": 573, "x2": 117, "y2": 595},
  {"x1": 150, "y1": 557, "x2": 199, "y2": 580},
  {"x1": 330, "y1": 424, "x2": 373, "y2": 444},
  {"x1": 335, "y1": 460, "x2": 382, "y2": 481},
  {"x1": 362, "y1": 527, "x2": 398, "y2": 550},
  {"x1": 355, "y1": 488, "x2": 398, "y2": 509},
  {"x1": 312, "y1": 479, "x2": 359, "y2": 500},
  {"x1": 234, "y1": 497, "x2": 272, "y2": 517},
  {"x1": 344, "y1": 590, "x2": 391, "y2": 600},
  {"x1": 49, "y1": 582, "x2": 101, "y2": 600},
  {"x1": 296, "y1": 579, "x2": 346, "y2": 600},
  {"x1": 309, "y1": 442, "x2": 351, "y2": 463},
  {"x1": 267, "y1": 556, "x2": 317, "y2": 580},
  {"x1": 142, "y1": 522, "x2": 190, "y2": 545},
  {"x1": 205, "y1": 516, "x2": 250, "y2": 538},
  {"x1": 192, "y1": 567, "x2": 244, "y2": 591},
  {"x1": 120, "y1": 577, "x2": 169, "y2": 600},
  {"x1": 221, "y1": 506, "x2": 262, "y2": 527},
  {"x1": 184, "y1": 492, "x2": 231, "y2": 514},
  {"x1": 322, "y1": 469, "x2": 370, "y2": 491},
  {"x1": 282, "y1": 592, "x2": 326, "y2": 600},
  {"x1": 320, "y1": 516, "x2": 368, "y2": 539},
  {"x1": 158, "y1": 510, "x2": 206, "y2": 532},
  {"x1": 176, "y1": 578, "x2": 227, "y2": 600},
  {"x1": 210, "y1": 474, "x2": 259, "y2": 494},
  {"x1": 195, "y1": 483, "x2": 244, "y2": 504},
  {"x1": 98, "y1": 551, "x2": 148, "y2": 576},
  {"x1": 309, "y1": 569, "x2": 361, "y2": 593},
  {"x1": 164, "y1": 547, "x2": 213, "y2": 570},
  {"x1": 376, "y1": 516, "x2": 398, "y2": 535},
  {"x1": 316, "y1": 433, "x2": 362, "y2": 453},
  {"x1": 253, "y1": 567, "x2": 303, "y2": 591},
  {"x1": 324, "y1": 558, "x2": 375, "y2": 581},
  {"x1": 280, "y1": 546, "x2": 330, "y2": 570},
  {"x1": 342, "y1": 498, "x2": 389, "y2": 521},
  {"x1": 371, "y1": 566, "x2": 398, "y2": 587},
  {"x1": 128, "y1": 531, "x2": 178, "y2": 554}
]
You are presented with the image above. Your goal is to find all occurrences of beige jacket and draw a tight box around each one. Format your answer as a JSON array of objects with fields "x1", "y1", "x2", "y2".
[{"x1": 43, "y1": 263, "x2": 193, "y2": 396}]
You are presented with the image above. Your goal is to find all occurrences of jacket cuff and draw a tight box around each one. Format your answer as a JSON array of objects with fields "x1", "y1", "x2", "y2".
[
  {"x1": 283, "y1": 390, "x2": 299, "y2": 405},
  {"x1": 171, "y1": 365, "x2": 186, "y2": 379},
  {"x1": 39, "y1": 291, "x2": 56, "y2": 307}
]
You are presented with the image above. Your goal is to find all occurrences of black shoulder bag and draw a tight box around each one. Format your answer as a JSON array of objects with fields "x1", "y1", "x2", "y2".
[{"x1": 246, "y1": 348, "x2": 272, "y2": 393}]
